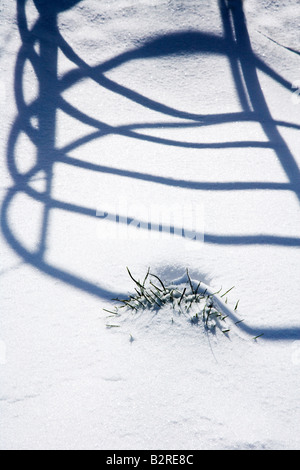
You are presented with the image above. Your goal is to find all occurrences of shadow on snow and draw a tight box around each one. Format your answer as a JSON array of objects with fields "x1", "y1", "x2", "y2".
[{"x1": 1, "y1": 0, "x2": 300, "y2": 339}]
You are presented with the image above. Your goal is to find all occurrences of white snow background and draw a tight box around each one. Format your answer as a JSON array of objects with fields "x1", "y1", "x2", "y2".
[{"x1": 0, "y1": 0, "x2": 300, "y2": 450}]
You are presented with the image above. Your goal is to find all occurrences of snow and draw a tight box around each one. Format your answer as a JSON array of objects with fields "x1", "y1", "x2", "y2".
[{"x1": 0, "y1": 0, "x2": 300, "y2": 450}]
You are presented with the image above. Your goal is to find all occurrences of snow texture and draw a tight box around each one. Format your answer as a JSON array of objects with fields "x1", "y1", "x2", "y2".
[{"x1": 0, "y1": 0, "x2": 300, "y2": 450}]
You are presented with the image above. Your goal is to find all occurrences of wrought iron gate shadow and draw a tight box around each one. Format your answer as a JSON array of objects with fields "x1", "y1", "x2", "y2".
[{"x1": 2, "y1": 0, "x2": 300, "y2": 339}]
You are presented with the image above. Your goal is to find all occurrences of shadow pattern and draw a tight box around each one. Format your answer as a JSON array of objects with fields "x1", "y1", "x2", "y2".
[{"x1": 1, "y1": 0, "x2": 300, "y2": 339}]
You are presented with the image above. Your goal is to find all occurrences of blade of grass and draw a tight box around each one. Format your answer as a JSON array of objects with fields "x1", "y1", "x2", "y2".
[
  {"x1": 149, "y1": 273, "x2": 166, "y2": 292},
  {"x1": 195, "y1": 282, "x2": 201, "y2": 295},
  {"x1": 127, "y1": 267, "x2": 144, "y2": 290},
  {"x1": 253, "y1": 333, "x2": 264, "y2": 340},
  {"x1": 212, "y1": 287, "x2": 222, "y2": 295},
  {"x1": 150, "y1": 289, "x2": 164, "y2": 303},
  {"x1": 143, "y1": 292, "x2": 154, "y2": 305},
  {"x1": 147, "y1": 293, "x2": 161, "y2": 308},
  {"x1": 178, "y1": 288, "x2": 187, "y2": 306},
  {"x1": 186, "y1": 298, "x2": 194, "y2": 312},
  {"x1": 143, "y1": 267, "x2": 150, "y2": 287},
  {"x1": 150, "y1": 281, "x2": 163, "y2": 293},
  {"x1": 186, "y1": 268, "x2": 195, "y2": 294},
  {"x1": 124, "y1": 300, "x2": 137, "y2": 311},
  {"x1": 130, "y1": 296, "x2": 145, "y2": 308},
  {"x1": 134, "y1": 287, "x2": 143, "y2": 297},
  {"x1": 206, "y1": 306, "x2": 213, "y2": 326},
  {"x1": 221, "y1": 286, "x2": 235, "y2": 298},
  {"x1": 103, "y1": 309, "x2": 119, "y2": 315}
]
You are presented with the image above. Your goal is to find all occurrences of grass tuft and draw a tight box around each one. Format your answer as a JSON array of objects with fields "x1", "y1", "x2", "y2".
[{"x1": 104, "y1": 268, "x2": 263, "y2": 341}]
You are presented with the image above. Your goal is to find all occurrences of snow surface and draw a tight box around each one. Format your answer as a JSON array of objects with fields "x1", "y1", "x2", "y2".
[{"x1": 0, "y1": 0, "x2": 300, "y2": 450}]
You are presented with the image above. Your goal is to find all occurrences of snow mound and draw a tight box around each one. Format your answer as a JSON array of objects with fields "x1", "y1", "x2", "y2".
[{"x1": 105, "y1": 271, "x2": 252, "y2": 345}]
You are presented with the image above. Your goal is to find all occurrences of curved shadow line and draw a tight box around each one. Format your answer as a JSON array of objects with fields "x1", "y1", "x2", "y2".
[
  {"x1": 58, "y1": 154, "x2": 293, "y2": 193},
  {"x1": 56, "y1": 96, "x2": 279, "y2": 152},
  {"x1": 6, "y1": 182, "x2": 300, "y2": 250},
  {"x1": 213, "y1": 296, "x2": 300, "y2": 341},
  {"x1": 227, "y1": 0, "x2": 300, "y2": 203},
  {"x1": 2, "y1": 187, "x2": 300, "y2": 338},
  {"x1": 57, "y1": 35, "x2": 296, "y2": 123},
  {"x1": 124, "y1": 119, "x2": 300, "y2": 131},
  {"x1": 1, "y1": 188, "x2": 123, "y2": 301},
  {"x1": 1, "y1": 0, "x2": 299, "y2": 340}
]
